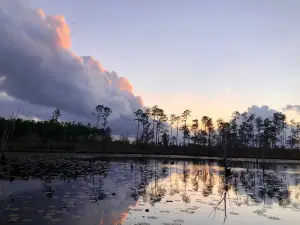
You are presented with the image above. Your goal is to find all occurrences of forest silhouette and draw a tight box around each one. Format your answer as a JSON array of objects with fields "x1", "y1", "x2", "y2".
[{"x1": 1, "y1": 105, "x2": 300, "y2": 159}]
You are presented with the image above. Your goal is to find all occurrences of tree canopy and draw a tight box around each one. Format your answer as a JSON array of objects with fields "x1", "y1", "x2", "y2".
[{"x1": 1, "y1": 105, "x2": 300, "y2": 151}]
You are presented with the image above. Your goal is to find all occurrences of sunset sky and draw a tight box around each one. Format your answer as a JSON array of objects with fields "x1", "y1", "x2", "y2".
[
  {"x1": 1, "y1": 0, "x2": 300, "y2": 135},
  {"x1": 30, "y1": 0, "x2": 300, "y2": 121}
]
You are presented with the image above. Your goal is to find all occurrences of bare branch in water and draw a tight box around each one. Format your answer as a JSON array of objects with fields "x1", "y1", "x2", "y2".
[{"x1": 209, "y1": 176, "x2": 230, "y2": 223}]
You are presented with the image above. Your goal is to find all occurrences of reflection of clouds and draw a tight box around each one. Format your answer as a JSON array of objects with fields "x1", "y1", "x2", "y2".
[
  {"x1": 112, "y1": 212, "x2": 129, "y2": 225},
  {"x1": 289, "y1": 184, "x2": 300, "y2": 208},
  {"x1": 90, "y1": 163, "x2": 145, "y2": 225}
]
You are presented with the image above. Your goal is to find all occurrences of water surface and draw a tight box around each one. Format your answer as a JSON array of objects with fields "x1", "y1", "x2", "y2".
[{"x1": 0, "y1": 155, "x2": 300, "y2": 225}]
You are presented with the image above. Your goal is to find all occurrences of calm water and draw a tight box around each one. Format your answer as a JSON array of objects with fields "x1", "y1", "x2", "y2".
[{"x1": 0, "y1": 155, "x2": 300, "y2": 225}]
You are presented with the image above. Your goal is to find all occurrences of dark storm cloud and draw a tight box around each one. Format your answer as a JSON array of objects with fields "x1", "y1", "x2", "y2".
[{"x1": 0, "y1": 0, "x2": 142, "y2": 135}]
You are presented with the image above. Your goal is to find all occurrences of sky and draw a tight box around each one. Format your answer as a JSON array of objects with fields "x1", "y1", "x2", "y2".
[
  {"x1": 1, "y1": 0, "x2": 300, "y2": 135},
  {"x1": 30, "y1": 0, "x2": 300, "y2": 119}
]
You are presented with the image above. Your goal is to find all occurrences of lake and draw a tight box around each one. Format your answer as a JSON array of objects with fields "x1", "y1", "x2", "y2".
[{"x1": 0, "y1": 155, "x2": 300, "y2": 225}]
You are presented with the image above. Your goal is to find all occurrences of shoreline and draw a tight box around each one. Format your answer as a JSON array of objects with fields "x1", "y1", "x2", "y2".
[{"x1": 4, "y1": 151, "x2": 300, "y2": 164}]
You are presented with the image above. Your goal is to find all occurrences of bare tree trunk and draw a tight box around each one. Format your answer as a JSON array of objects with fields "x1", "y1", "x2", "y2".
[
  {"x1": 183, "y1": 120, "x2": 187, "y2": 146},
  {"x1": 155, "y1": 123, "x2": 158, "y2": 145},
  {"x1": 224, "y1": 131, "x2": 228, "y2": 170},
  {"x1": 152, "y1": 119, "x2": 155, "y2": 144},
  {"x1": 136, "y1": 120, "x2": 140, "y2": 142},
  {"x1": 176, "y1": 125, "x2": 179, "y2": 146},
  {"x1": 262, "y1": 139, "x2": 265, "y2": 172},
  {"x1": 170, "y1": 126, "x2": 173, "y2": 144},
  {"x1": 96, "y1": 114, "x2": 100, "y2": 129}
]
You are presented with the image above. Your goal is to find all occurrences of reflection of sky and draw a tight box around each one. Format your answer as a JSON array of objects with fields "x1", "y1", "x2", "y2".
[
  {"x1": 0, "y1": 161, "x2": 140, "y2": 225},
  {"x1": 1, "y1": 159, "x2": 300, "y2": 225},
  {"x1": 58, "y1": 162, "x2": 142, "y2": 225},
  {"x1": 0, "y1": 179, "x2": 64, "y2": 197}
]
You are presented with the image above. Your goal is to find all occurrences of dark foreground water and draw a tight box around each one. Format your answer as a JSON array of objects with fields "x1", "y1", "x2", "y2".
[{"x1": 0, "y1": 155, "x2": 300, "y2": 225}]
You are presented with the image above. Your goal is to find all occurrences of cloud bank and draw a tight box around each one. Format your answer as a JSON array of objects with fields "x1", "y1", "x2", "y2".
[
  {"x1": 246, "y1": 105, "x2": 278, "y2": 119},
  {"x1": 283, "y1": 105, "x2": 300, "y2": 114},
  {"x1": 0, "y1": 0, "x2": 143, "y2": 135}
]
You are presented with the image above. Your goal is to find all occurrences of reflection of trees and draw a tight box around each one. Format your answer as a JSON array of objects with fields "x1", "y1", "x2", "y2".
[
  {"x1": 139, "y1": 160, "x2": 300, "y2": 210},
  {"x1": 181, "y1": 162, "x2": 190, "y2": 203},
  {"x1": 173, "y1": 163, "x2": 180, "y2": 194},
  {"x1": 89, "y1": 173, "x2": 106, "y2": 202},
  {"x1": 168, "y1": 161, "x2": 175, "y2": 196},
  {"x1": 191, "y1": 170, "x2": 200, "y2": 192},
  {"x1": 130, "y1": 161, "x2": 153, "y2": 202},
  {"x1": 238, "y1": 169, "x2": 291, "y2": 206},
  {"x1": 203, "y1": 172, "x2": 214, "y2": 197},
  {"x1": 42, "y1": 179, "x2": 53, "y2": 199},
  {"x1": 140, "y1": 164, "x2": 152, "y2": 202},
  {"x1": 137, "y1": 159, "x2": 167, "y2": 205},
  {"x1": 3, "y1": 157, "x2": 300, "y2": 212},
  {"x1": 149, "y1": 160, "x2": 167, "y2": 205}
]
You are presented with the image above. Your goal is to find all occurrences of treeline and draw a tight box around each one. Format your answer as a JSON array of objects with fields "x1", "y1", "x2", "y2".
[
  {"x1": 133, "y1": 106, "x2": 300, "y2": 149},
  {"x1": 0, "y1": 106, "x2": 114, "y2": 151},
  {"x1": 1, "y1": 104, "x2": 300, "y2": 151}
]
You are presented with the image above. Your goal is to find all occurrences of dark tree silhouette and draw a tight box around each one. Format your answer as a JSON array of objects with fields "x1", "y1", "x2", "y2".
[
  {"x1": 134, "y1": 109, "x2": 143, "y2": 141},
  {"x1": 174, "y1": 115, "x2": 181, "y2": 146},
  {"x1": 102, "y1": 106, "x2": 112, "y2": 130},
  {"x1": 181, "y1": 110, "x2": 191, "y2": 146},
  {"x1": 94, "y1": 105, "x2": 104, "y2": 129},
  {"x1": 1, "y1": 104, "x2": 300, "y2": 153},
  {"x1": 162, "y1": 132, "x2": 169, "y2": 147},
  {"x1": 169, "y1": 114, "x2": 176, "y2": 145}
]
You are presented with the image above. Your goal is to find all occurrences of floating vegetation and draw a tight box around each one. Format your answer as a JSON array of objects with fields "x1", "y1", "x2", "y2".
[
  {"x1": 268, "y1": 216, "x2": 281, "y2": 220},
  {"x1": 0, "y1": 155, "x2": 110, "y2": 181},
  {"x1": 253, "y1": 209, "x2": 266, "y2": 216},
  {"x1": 147, "y1": 216, "x2": 157, "y2": 219},
  {"x1": 174, "y1": 219, "x2": 184, "y2": 222},
  {"x1": 159, "y1": 210, "x2": 170, "y2": 213},
  {"x1": 130, "y1": 208, "x2": 143, "y2": 212}
]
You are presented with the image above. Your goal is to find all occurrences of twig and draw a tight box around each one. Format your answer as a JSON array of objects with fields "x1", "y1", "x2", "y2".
[{"x1": 209, "y1": 191, "x2": 226, "y2": 218}]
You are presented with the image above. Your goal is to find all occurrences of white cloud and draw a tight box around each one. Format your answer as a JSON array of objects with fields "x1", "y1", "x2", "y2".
[{"x1": 224, "y1": 88, "x2": 231, "y2": 92}]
